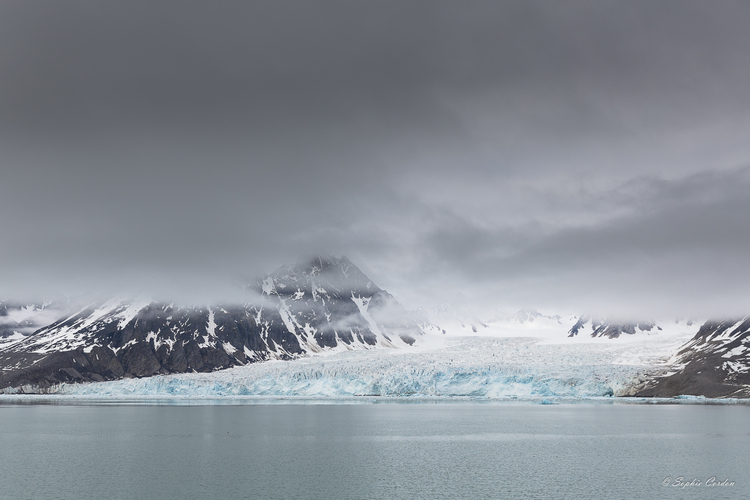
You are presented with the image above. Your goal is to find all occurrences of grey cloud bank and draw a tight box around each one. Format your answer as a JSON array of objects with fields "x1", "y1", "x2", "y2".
[{"x1": 1, "y1": 1, "x2": 749, "y2": 317}]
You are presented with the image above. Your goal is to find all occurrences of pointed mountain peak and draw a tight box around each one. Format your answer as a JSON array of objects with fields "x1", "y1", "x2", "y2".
[
  {"x1": 294, "y1": 253, "x2": 335, "y2": 270},
  {"x1": 264, "y1": 255, "x2": 379, "y2": 297}
]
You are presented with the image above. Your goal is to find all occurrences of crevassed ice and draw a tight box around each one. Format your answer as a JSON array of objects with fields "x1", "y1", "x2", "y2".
[{"x1": 51, "y1": 334, "x2": 691, "y2": 398}]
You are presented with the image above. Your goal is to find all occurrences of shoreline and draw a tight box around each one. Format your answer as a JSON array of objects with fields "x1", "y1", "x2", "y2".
[{"x1": 2, "y1": 393, "x2": 749, "y2": 406}]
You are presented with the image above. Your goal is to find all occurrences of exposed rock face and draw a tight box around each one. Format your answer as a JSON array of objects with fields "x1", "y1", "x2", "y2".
[
  {"x1": 568, "y1": 317, "x2": 658, "y2": 339},
  {"x1": 0, "y1": 256, "x2": 422, "y2": 391},
  {"x1": 258, "y1": 255, "x2": 419, "y2": 349},
  {"x1": 634, "y1": 318, "x2": 750, "y2": 398}
]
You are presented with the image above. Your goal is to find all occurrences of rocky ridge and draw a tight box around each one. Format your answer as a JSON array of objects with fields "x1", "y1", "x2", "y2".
[
  {"x1": 634, "y1": 317, "x2": 750, "y2": 398},
  {"x1": 568, "y1": 317, "x2": 662, "y2": 339},
  {"x1": 0, "y1": 255, "x2": 422, "y2": 391}
]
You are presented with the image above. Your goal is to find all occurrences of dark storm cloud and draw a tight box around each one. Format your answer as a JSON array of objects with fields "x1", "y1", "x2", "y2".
[
  {"x1": 1, "y1": 1, "x2": 750, "y2": 315},
  {"x1": 411, "y1": 166, "x2": 750, "y2": 316}
]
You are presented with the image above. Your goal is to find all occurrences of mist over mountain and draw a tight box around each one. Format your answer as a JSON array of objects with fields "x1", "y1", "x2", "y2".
[
  {"x1": 1, "y1": 3, "x2": 750, "y2": 399},
  {"x1": 0, "y1": 255, "x2": 421, "y2": 389},
  {"x1": 0, "y1": 301, "x2": 74, "y2": 339},
  {"x1": 0, "y1": 254, "x2": 747, "y2": 398},
  {"x1": 2, "y1": 2, "x2": 750, "y2": 318}
]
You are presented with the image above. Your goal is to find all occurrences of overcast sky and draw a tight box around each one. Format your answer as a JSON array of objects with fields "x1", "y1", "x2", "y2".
[{"x1": 2, "y1": 1, "x2": 750, "y2": 317}]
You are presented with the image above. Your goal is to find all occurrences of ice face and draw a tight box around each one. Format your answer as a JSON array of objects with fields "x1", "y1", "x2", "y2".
[{"x1": 47, "y1": 331, "x2": 696, "y2": 399}]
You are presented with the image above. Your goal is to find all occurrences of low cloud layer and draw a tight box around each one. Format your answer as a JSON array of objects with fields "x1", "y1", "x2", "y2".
[{"x1": 2, "y1": 1, "x2": 750, "y2": 317}]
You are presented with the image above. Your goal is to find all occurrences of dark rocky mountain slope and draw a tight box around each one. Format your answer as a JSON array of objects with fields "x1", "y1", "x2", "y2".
[
  {"x1": 0, "y1": 256, "x2": 422, "y2": 391},
  {"x1": 568, "y1": 316, "x2": 661, "y2": 339},
  {"x1": 634, "y1": 317, "x2": 750, "y2": 398}
]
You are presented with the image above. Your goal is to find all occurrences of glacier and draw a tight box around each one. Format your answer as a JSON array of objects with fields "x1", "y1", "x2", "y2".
[
  {"x1": 4, "y1": 255, "x2": 724, "y2": 399},
  {"x1": 35, "y1": 324, "x2": 699, "y2": 399}
]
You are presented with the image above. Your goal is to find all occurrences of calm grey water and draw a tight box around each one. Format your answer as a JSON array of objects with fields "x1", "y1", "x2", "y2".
[{"x1": 0, "y1": 402, "x2": 748, "y2": 500}]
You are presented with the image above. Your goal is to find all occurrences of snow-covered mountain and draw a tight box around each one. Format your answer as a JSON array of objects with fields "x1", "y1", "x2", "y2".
[
  {"x1": 568, "y1": 317, "x2": 663, "y2": 339},
  {"x1": 1, "y1": 256, "x2": 748, "y2": 398},
  {"x1": 635, "y1": 317, "x2": 750, "y2": 398},
  {"x1": 256, "y1": 255, "x2": 419, "y2": 349},
  {"x1": 414, "y1": 306, "x2": 682, "y2": 341},
  {"x1": 413, "y1": 306, "x2": 569, "y2": 337},
  {"x1": 0, "y1": 256, "x2": 422, "y2": 390},
  {"x1": 0, "y1": 301, "x2": 69, "y2": 344}
]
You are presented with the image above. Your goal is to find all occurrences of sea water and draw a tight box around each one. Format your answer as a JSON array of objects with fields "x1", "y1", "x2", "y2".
[{"x1": 0, "y1": 402, "x2": 747, "y2": 499}]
